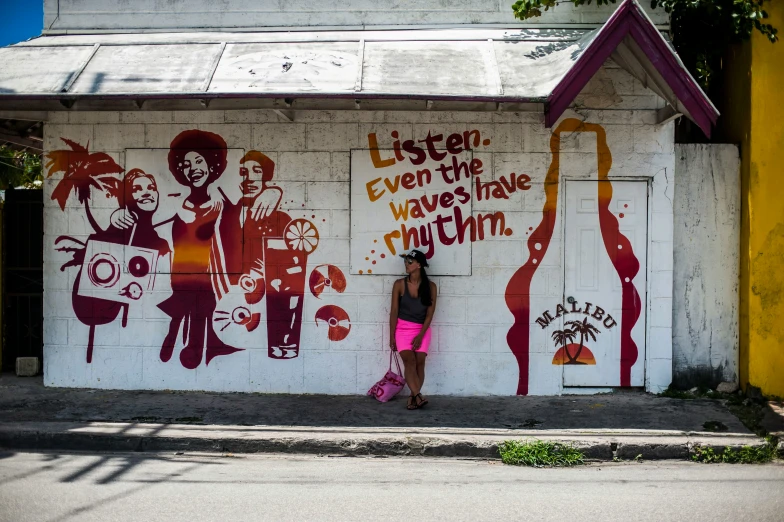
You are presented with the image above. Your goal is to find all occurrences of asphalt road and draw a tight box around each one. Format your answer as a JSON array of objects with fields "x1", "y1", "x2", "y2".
[{"x1": 0, "y1": 451, "x2": 782, "y2": 522}]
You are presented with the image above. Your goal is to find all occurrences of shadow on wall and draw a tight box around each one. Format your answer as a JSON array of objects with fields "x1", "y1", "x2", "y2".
[{"x1": 671, "y1": 363, "x2": 732, "y2": 391}]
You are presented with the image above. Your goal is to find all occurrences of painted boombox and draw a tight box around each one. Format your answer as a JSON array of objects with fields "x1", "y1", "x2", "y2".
[{"x1": 77, "y1": 240, "x2": 159, "y2": 304}]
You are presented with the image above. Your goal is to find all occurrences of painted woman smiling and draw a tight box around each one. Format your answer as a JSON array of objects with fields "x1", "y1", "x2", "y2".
[{"x1": 157, "y1": 130, "x2": 241, "y2": 368}]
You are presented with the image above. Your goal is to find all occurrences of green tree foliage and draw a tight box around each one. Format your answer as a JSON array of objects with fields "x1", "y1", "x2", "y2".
[
  {"x1": 0, "y1": 145, "x2": 42, "y2": 189},
  {"x1": 511, "y1": 0, "x2": 778, "y2": 88}
]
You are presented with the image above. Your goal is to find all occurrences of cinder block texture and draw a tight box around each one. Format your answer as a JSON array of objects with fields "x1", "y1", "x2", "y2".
[
  {"x1": 16, "y1": 357, "x2": 40, "y2": 377},
  {"x1": 42, "y1": 65, "x2": 676, "y2": 395}
]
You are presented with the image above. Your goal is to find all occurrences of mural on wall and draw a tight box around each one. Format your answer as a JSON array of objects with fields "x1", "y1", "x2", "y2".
[
  {"x1": 47, "y1": 131, "x2": 351, "y2": 368},
  {"x1": 351, "y1": 129, "x2": 530, "y2": 275},
  {"x1": 348, "y1": 120, "x2": 644, "y2": 395},
  {"x1": 505, "y1": 119, "x2": 643, "y2": 395},
  {"x1": 310, "y1": 265, "x2": 352, "y2": 341},
  {"x1": 44, "y1": 120, "x2": 647, "y2": 395},
  {"x1": 48, "y1": 139, "x2": 134, "y2": 363}
]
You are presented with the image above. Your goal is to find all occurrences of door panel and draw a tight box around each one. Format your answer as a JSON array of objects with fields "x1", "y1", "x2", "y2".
[
  {"x1": 578, "y1": 228, "x2": 598, "y2": 290},
  {"x1": 563, "y1": 180, "x2": 647, "y2": 387}
]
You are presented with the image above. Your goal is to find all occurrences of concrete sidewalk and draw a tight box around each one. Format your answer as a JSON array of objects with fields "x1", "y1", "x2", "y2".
[{"x1": 0, "y1": 374, "x2": 769, "y2": 459}]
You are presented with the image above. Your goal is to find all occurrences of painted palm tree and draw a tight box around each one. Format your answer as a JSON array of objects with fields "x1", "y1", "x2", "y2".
[
  {"x1": 45, "y1": 139, "x2": 126, "y2": 363},
  {"x1": 564, "y1": 317, "x2": 600, "y2": 364},
  {"x1": 551, "y1": 328, "x2": 576, "y2": 356},
  {"x1": 45, "y1": 138, "x2": 124, "y2": 231}
]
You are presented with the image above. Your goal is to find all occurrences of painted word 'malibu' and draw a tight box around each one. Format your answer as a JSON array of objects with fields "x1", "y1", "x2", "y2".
[{"x1": 535, "y1": 300, "x2": 617, "y2": 330}]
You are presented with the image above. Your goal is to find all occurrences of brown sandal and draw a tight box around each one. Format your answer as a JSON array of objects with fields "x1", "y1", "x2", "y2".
[
  {"x1": 415, "y1": 393, "x2": 428, "y2": 408},
  {"x1": 407, "y1": 395, "x2": 418, "y2": 410}
]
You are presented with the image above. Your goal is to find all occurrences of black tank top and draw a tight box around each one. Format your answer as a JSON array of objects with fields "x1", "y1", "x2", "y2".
[{"x1": 398, "y1": 278, "x2": 428, "y2": 324}]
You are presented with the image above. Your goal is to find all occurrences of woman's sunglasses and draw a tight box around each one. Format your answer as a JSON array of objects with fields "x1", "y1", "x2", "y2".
[{"x1": 404, "y1": 257, "x2": 415, "y2": 265}]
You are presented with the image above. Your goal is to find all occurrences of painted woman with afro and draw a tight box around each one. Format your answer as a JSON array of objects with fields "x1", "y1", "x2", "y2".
[{"x1": 155, "y1": 130, "x2": 242, "y2": 368}]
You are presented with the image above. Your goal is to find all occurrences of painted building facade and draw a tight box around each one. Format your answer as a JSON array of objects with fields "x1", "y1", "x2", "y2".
[{"x1": 0, "y1": 0, "x2": 724, "y2": 395}]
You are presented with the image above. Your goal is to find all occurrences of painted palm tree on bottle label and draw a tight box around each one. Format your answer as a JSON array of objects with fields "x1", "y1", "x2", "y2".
[
  {"x1": 564, "y1": 317, "x2": 600, "y2": 365},
  {"x1": 551, "y1": 327, "x2": 576, "y2": 357}
]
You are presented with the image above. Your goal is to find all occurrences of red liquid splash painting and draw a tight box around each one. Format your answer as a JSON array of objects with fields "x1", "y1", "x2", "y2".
[{"x1": 597, "y1": 179, "x2": 641, "y2": 386}]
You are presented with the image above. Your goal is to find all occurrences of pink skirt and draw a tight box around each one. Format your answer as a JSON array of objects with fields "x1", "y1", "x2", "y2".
[{"x1": 395, "y1": 318, "x2": 432, "y2": 354}]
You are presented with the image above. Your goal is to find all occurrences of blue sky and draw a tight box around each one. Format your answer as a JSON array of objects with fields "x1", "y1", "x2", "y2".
[{"x1": 1, "y1": 1, "x2": 44, "y2": 47}]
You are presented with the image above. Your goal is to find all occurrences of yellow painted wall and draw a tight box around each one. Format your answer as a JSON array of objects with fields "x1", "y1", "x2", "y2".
[
  {"x1": 717, "y1": 38, "x2": 752, "y2": 390},
  {"x1": 743, "y1": 1, "x2": 784, "y2": 398}
]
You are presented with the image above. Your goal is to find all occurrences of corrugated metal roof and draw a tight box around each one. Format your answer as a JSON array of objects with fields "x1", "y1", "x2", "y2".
[
  {"x1": 69, "y1": 44, "x2": 223, "y2": 94},
  {"x1": 0, "y1": 28, "x2": 590, "y2": 101},
  {"x1": 0, "y1": 46, "x2": 94, "y2": 94},
  {"x1": 0, "y1": 0, "x2": 718, "y2": 135},
  {"x1": 210, "y1": 42, "x2": 360, "y2": 94},
  {"x1": 362, "y1": 40, "x2": 495, "y2": 96}
]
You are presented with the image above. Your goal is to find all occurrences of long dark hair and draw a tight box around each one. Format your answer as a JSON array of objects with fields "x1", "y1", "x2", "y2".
[{"x1": 418, "y1": 267, "x2": 432, "y2": 307}]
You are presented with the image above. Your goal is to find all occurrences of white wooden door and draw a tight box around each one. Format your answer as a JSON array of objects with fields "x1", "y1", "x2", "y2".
[{"x1": 562, "y1": 180, "x2": 647, "y2": 387}]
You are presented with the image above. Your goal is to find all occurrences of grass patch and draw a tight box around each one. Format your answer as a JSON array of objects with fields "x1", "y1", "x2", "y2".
[
  {"x1": 692, "y1": 444, "x2": 776, "y2": 464},
  {"x1": 499, "y1": 440, "x2": 584, "y2": 467},
  {"x1": 659, "y1": 384, "x2": 782, "y2": 462}
]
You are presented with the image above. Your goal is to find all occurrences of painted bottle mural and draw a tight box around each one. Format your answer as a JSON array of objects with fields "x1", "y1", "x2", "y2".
[{"x1": 505, "y1": 119, "x2": 643, "y2": 395}]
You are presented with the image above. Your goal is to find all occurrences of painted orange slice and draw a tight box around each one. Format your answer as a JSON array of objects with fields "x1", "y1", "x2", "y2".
[{"x1": 284, "y1": 219, "x2": 319, "y2": 254}]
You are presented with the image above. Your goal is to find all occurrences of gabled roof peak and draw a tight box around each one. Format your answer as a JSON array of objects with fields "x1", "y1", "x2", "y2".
[{"x1": 546, "y1": 0, "x2": 718, "y2": 136}]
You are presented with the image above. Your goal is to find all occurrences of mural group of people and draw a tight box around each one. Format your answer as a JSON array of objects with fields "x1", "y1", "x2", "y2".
[{"x1": 51, "y1": 130, "x2": 326, "y2": 368}]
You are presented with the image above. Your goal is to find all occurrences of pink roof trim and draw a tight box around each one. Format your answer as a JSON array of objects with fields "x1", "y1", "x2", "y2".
[{"x1": 545, "y1": 0, "x2": 719, "y2": 137}]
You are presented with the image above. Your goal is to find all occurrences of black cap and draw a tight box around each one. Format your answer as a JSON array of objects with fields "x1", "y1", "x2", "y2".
[{"x1": 399, "y1": 249, "x2": 429, "y2": 267}]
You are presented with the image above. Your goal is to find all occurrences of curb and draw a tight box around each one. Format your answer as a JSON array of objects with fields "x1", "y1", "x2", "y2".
[{"x1": 0, "y1": 422, "x2": 769, "y2": 461}]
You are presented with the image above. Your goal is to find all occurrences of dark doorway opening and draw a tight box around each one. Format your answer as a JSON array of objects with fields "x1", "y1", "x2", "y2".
[{"x1": 2, "y1": 188, "x2": 43, "y2": 372}]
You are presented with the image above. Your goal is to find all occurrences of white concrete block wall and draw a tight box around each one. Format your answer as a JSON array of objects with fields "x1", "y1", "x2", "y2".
[
  {"x1": 44, "y1": 0, "x2": 668, "y2": 32},
  {"x1": 672, "y1": 144, "x2": 740, "y2": 388},
  {"x1": 42, "y1": 63, "x2": 675, "y2": 395}
]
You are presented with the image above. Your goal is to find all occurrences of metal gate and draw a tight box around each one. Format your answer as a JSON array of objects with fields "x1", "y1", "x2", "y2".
[{"x1": 2, "y1": 188, "x2": 43, "y2": 372}]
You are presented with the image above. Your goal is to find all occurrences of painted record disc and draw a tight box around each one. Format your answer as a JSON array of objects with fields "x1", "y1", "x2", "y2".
[
  {"x1": 309, "y1": 264, "x2": 347, "y2": 298},
  {"x1": 314, "y1": 305, "x2": 351, "y2": 341}
]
